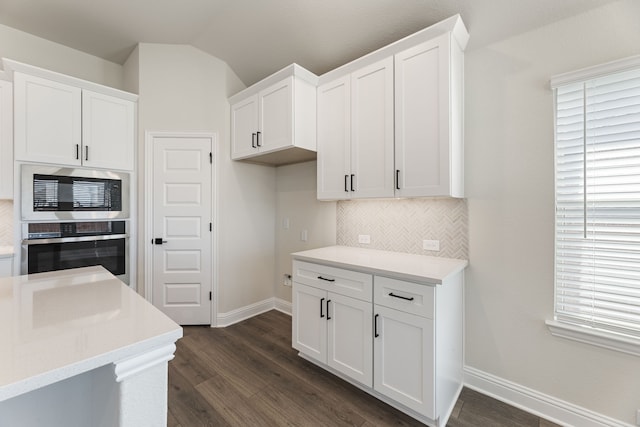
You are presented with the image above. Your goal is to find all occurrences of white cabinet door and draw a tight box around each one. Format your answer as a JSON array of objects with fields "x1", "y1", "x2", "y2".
[
  {"x1": 327, "y1": 292, "x2": 373, "y2": 387},
  {"x1": 395, "y1": 35, "x2": 451, "y2": 197},
  {"x1": 14, "y1": 72, "x2": 82, "y2": 166},
  {"x1": 351, "y1": 57, "x2": 394, "y2": 198},
  {"x1": 0, "y1": 80, "x2": 13, "y2": 199},
  {"x1": 230, "y1": 94, "x2": 259, "y2": 159},
  {"x1": 317, "y1": 76, "x2": 351, "y2": 200},
  {"x1": 292, "y1": 282, "x2": 327, "y2": 364},
  {"x1": 258, "y1": 77, "x2": 293, "y2": 153},
  {"x1": 82, "y1": 90, "x2": 135, "y2": 171},
  {"x1": 374, "y1": 304, "x2": 435, "y2": 418}
]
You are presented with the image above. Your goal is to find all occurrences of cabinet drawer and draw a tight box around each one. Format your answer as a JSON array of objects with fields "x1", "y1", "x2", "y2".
[
  {"x1": 374, "y1": 276, "x2": 434, "y2": 319},
  {"x1": 293, "y1": 260, "x2": 372, "y2": 302}
]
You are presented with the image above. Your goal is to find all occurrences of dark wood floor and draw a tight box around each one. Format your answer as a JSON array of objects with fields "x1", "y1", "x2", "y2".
[{"x1": 168, "y1": 310, "x2": 560, "y2": 427}]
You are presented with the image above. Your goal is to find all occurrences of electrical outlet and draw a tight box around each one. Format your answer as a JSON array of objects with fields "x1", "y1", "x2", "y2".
[
  {"x1": 283, "y1": 274, "x2": 292, "y2": 287},
  {"x1": 423, "y1": 239, "x2": 440, "y2": 251},
  {"x1": 636, "y1": 409, "x2": 640, "y2": 426},
  {"x1": 282, "y1": 217, "x2": 290, "y2": 230},
  {"x1": 358, "y1": 234, "x2": 371, "y2": 244},
  {"x1": 300, "y1": 230, "x2": 308, "y2": 242}
]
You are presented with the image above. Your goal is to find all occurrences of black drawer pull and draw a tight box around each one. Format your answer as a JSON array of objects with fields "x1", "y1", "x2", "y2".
[
  {"x1": 389, "y1": 292, "x2": 414, "y2": 301},
  {"x1": 320, "y1": 297, "x2": 325, "y2": 318},
  {"x1": 374, "y1": 314, "x2": 380, "y2": 338},
  {"x1": 256, "y1": 131, "x2": 262, "y2": 147},
  {"x1": 252, "y1": 133, "x2": 257, "y2": 148},
  {"x1": 317, "y1": 276, "x2": 335, "y2": 282},
  {"x1": 396, "y1": 169, "x2": 400, "y2": 190},
  {"x1": 326, "y1": 300, "x2": 332, "y2": 320},
  {"x1": 344, "y1": 175, "x2": 349, "y2": 192},
  {"x1": 350, "y1": 174, "x2": 355, "y2": 191}
]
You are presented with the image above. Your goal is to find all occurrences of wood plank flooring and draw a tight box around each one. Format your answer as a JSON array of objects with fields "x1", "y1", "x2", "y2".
[{"x1": 168, "y1": 310, "x2": 560, "y2": 427}]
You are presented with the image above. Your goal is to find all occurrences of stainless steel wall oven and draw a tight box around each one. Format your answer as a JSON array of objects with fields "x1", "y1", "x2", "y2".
[{"x1": 21, "y1": 221, "x2": 130, "y2": 284}]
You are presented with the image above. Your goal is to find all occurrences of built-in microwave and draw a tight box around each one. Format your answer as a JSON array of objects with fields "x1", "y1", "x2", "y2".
[{"x1": 21, "y1": 165, "x2": 130, "y2": 221}]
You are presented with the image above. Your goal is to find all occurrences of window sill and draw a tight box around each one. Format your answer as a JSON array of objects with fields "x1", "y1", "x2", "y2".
[{"x1": 546, "y1": 320, "x2": 640, "y2": 357}]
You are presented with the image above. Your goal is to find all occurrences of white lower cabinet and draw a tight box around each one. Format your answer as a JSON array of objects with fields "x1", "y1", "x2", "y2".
[
  {"x1": 374, "y1": 303, "x2": 435, "y2": 418},
  {"x1": 292, "y1": 255, "x2": 464, "y2": 427},
  {"x1": 292, "y1": 281, "x2": 373, "y2": 387}
]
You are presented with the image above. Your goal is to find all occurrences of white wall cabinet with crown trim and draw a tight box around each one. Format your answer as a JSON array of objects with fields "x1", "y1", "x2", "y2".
[
  {"x1": 0, "y1": 78, "x2": 13, "y2": 199},
  {"x1": 7, "y1": 60, "x2": 137, "y2": 171},
  {"x1": 394, "y1": 32, "x2": 464, "y2": 198},
  {"x1": 317, "y1": 15, "x2": 468, "y2": 200},
  {"x1": 292, "y1": 246, "x2": 466, "y2": 427},
  {"x1": 230, "y1": 64, "x2": 318, "y2": 166}
]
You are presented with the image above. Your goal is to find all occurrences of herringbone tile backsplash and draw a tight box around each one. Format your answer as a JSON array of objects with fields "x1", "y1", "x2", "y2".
[
  {"x1": 0, "y1": 200, "x2": 13, "y2": 246},
  {"x1": 336, "y1": 198, "x2": 468, "y2": 260}
]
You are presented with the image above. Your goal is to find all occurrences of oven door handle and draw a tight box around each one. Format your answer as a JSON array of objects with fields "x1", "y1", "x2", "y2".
[{"x1": 22, "y1": 234, "x2": 129, "y2": 245}]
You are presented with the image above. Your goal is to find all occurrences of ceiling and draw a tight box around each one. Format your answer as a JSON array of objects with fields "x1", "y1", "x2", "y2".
[{"x1": 0, "y1": 0, "x2": 619, "y2": 86}]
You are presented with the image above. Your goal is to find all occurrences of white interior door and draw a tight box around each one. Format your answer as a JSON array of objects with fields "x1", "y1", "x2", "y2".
[{"x1": 151, "y1": 135, "x2": 213, "y2": 325}]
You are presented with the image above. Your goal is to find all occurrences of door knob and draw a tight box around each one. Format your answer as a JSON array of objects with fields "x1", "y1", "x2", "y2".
[{"x1": 153, "y1": 238, "x2": 167, "y2": 245}]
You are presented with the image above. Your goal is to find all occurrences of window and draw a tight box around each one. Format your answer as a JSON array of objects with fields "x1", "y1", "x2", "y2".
[{"x1": 548, "y1": 56, "x2": 640, "y2": 356}]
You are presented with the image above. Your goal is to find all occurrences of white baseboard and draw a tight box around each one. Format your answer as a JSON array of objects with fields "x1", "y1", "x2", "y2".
[
  {"x1": 463, "y1": 366, "x2": 632, "y2": 427},
  {"x1": 216, "y1": 297, "x2": 291, "y2": 327}
]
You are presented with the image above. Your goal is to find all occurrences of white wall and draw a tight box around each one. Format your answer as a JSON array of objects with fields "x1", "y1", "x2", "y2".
[
  {"x1": 275, "y1": 161, "x2": 336, "y2": 303},
  {"x1": 465, "y1": 0, "x2": 640, "y2": 424},
  {"x1": 0, "y1": 24, "x2": 123, "y2": 89},
  {"x1": 132, "y1": 43, "x2": 277, "y2": 315}
]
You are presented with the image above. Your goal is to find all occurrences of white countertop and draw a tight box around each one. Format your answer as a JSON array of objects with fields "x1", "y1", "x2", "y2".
[
  {"x1": 0, "y1": 266, "x2": 182, "y2": 402},
  {"x1": 292, "y1": 246, "x2": 468, "y2": 284}
]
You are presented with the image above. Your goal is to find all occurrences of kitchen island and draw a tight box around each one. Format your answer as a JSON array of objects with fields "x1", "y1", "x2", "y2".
[{"x1": 0, "y1": 266, "x2": 182, "y2": 427}]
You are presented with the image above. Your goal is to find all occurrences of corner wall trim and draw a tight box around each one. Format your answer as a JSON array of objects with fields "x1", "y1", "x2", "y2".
[
  {"x1": 463, "y1": 366, "x2": 632, "y2": 427},
  {"x1": 274, "y1": 298, "x2": 292, "y2": 316},
  {"x1": 217, "y1": 297, "x2": 289, "y2": 327}
]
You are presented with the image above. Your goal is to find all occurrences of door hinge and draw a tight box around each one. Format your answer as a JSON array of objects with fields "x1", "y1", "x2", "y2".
[
  {"x1": 209, "y1": 222, "x2": 212, "y2": 232},
  {"x1": 209, "y1": 291, "x2": 212, "y2": 301},
  {"x1": 209, "y1": 152, "x2": 212, "y2": 164}
]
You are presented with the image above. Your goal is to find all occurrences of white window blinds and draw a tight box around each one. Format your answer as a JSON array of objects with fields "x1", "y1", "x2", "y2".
[{"x1": 553, "y1": 65, "x2": 640, "y2": 338}]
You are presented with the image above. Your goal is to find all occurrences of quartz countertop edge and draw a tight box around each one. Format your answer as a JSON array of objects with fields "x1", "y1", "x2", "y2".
[
  {"x1": 0, "y1": 266, "x2": 183, "y2": 402},
  {"x1": 0, "y1": 329, "x2": 182, "y2": 402},
  {"x1": 291, "y1": 245, "x2": 468, "y2": 284}
]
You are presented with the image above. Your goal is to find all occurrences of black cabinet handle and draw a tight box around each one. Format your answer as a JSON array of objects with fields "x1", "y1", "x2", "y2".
[
  {"x1": 153, "y1": 238, "x2": 168, "y2": 245},
  {"x1": 350, "y1": 174, "x2": 355, "y2": 192},
  {"x1": 326, "y1": 300, "x2": 332, "y2": 320},
  {"x1": 256, "y1": 131, "x2": 262, "y2": 147},
  {"x1": 317, "y1": 276, "x2": 335, "y2": 282},
  {"x1": 344, "y1": 175, "x2": 349, "y2": 192},
  {"x1": 396, "y1": 170, "x2": 400, "y2": 190},
  {"x1": 252, "y1": 133, "x2": 257, "y2": 148},
  {"x1": 75, "y1": 144, "x2": 79, "y2": 160},
  {"x1": 389, "y1": 292, "x2": 414, "y2": 301},
  {"x1": 85, "y1": 146, "x2": 89, "y2": 161},
  {"x1": 374, "y1": 314, "x2": 379, "y2": 338},
  {"x1": 320, "y1": 297, "x2": 325, "y2": 318}
]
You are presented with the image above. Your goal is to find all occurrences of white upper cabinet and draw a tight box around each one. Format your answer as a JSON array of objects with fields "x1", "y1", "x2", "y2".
[
  {"x1": 230, "y1": 64, "x2": 317, "y2": 166},
  {"x1": 82, "y1": 89, "x2": 135, "y2": 171},
  {"x1": 0, "y1": 79, "x2": 13, "y2": 199},
  {"x1": 395, "y1": 33, "x2": 463, "y2": 198},
  {"x1": 317, "y1": 76, "x2": 350, "y2": 200},
  {"x1": 316, "y1": 15, "x2": 468, "y2": 200},
  {"x1": 231, "y1": 94, "x2": 259, "y2": 159},
  {"x1": 350, "y1": 57, "x2": 395, "y2": 199},
  {"x1": 8, "y1": 60, "x2": 137, "y2": 171},
  {"x1": 317, "y1": 58, "x2": 394, "y2": 200},
  {"x1": 258, "y1": 77, "x2": 293, "y2": 153},
  {"x1": 14, "y1": 73, "x2": 82, "y2": 166}
]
